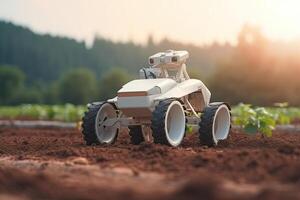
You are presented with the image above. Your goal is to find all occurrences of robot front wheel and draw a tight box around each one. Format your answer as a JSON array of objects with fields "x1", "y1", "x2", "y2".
[
  {"x1": 151, "y1": 100, "x2": 231, "y2": 147},
  {"x1": 151, "y1": 99, "x2": 186, "y2": 147}
]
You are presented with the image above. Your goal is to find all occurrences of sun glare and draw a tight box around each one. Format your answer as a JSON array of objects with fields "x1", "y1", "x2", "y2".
[{"x1": 261, "y1": 0, "x2": 300, "y2": 41}]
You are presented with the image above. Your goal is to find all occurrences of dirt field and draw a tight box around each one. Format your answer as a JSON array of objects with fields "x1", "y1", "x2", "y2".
[{"x1": 0, "y1": 127, "x2": 300, "y2": 200}]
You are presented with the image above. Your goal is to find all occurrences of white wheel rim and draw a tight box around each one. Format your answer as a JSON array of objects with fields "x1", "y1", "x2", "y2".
[
  {"x1": 212, "y1": 105, "x2": 231, "y2": 145},
  {"x1": 164, "y1": 101, "x2": 186, "y2": 147},
  {"x1": 95, "y1": 103, "x2": 118, "y2": 144}
]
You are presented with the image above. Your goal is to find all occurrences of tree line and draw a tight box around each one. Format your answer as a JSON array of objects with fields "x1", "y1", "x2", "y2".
[
  {"x1": 0, "y1": 65, "x2": 131, "y2": 105},
  {"x1": 0, "y1": 21, "x2": 232, "y2": 84},
  {"x1": 0, "y1": 21, "x2": 299, "y2": 105}
]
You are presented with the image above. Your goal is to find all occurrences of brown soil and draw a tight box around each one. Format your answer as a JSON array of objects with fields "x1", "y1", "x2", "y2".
[
  {"x1": 0, "y1": 127, "x2": 300, "y2": 200},
  {"x1": 292, "y1": 118, "x2": 300, "y2": 125}
]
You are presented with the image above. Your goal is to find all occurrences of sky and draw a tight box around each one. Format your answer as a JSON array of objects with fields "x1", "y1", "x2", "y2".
[{"x1": 0, "y1": 0, "x2": 300, "y2": 46}]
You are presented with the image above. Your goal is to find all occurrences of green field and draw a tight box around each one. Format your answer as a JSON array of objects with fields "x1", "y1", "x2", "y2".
[
  {"x1": 0, "y1": 104, "x2": 85, "y2": 122},
  {"x1": 0, "y1": 103, "x2": 299, "y2": 136},
  {"x1": 231, "y1": 103, "x2": 300, "y2": 136}
]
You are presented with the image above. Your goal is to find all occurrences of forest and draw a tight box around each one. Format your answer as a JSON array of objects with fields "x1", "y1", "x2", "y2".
[{"x1": 0, "y1": 21, "x2": 299, "y2": 105}]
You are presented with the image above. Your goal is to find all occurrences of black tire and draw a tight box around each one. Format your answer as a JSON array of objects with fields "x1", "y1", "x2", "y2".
[
  {"x1": 128, "y1": 126, "x2": 144, "y2": 145},
  {"x1": 151, "y1": 99, "x2": 186, "y2": 146},
  {"x1": 198, "y1": 103, "x2": 231, "y2": 147},
  {"x1": 81, "y1": 103, "x2": 102, "y2": 145}
]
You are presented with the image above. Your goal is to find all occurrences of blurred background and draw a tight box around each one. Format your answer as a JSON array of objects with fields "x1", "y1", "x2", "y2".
[{"x1": 0, "y1": 0, "x2": 299, "y2": 106}]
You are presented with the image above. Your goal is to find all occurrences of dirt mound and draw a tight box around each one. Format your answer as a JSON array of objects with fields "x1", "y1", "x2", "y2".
[{"x1": 0, "y1": 167, "x2": 142, "y2": 200}]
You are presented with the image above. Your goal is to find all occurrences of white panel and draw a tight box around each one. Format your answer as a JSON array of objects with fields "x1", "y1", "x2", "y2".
[
  {"x1": 118, "y1": 78, "x2": 176, "y2": 94},
  {"x1": 155, "y1": 79, "x2": 211, "y2": 106}
]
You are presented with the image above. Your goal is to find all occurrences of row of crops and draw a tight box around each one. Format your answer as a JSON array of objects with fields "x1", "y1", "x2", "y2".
[
  {"x1": 0, "y1": 103, "x2": 299, "y2": 136},
  {"x1": 232, "y1": 103, "x2": 300, "y2": 136},
  {"x1": 0, "y1": 104, "x2": 86, "y2": 122}
]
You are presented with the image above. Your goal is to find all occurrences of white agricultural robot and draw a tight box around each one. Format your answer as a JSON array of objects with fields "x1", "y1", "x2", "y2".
[{"x1": 82, "y1": 50, "x2": 231, "y2": 147}]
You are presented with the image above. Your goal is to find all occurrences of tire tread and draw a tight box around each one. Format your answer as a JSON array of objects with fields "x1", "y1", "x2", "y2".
[
  {"x1": 151, "y1": 99, "x2": 184, "y2": 146},
  {"x1": 81, "y1": 103, "x2": 103, "y2": 145},
  {"x1": 129, "y1": 126, "x2": 144, "y2": 145},
  {"x1": 198, "y1": 103, "x2": 230, "y2": 147}
]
